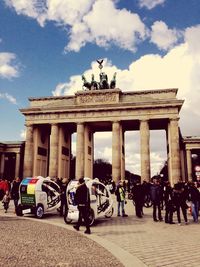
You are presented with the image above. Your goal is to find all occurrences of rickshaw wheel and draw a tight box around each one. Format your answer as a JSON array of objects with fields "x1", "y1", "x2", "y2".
[
  {"x1": 63, "y1": 212, "x2": 72, "y2": 224},
  {"x1": 35, "y1": 204, "x2": 44, "y2": 219},
  {"x1": 88, "y1": 208, "x2": 95, "y2": 226},
  {"x1": 105, "y1": 207, "x2": 114, "y2": 218},
  {"x1": 16, "y1": 205, "x2": 23, "y2": 216}
]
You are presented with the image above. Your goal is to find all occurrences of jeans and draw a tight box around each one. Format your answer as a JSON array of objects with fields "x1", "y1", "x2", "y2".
[
  {"x1": 118, "y1": 201, "x2": 125, "y2": 215},
  {"x1": 13, "y1": 198, "x2": 19, "y2": 210},
  {"x1": 176, "y1": 205, "x2": 188, "y2": 223},
  {"x1": 191, "y1": 201, "x2": 199, "y2": 222},
  {"x1": 152, "y1": 201, "x2": 162, "y2": 221},
  {"x1": 76, "y1": 205, "x2": 90, "y2": 231}
]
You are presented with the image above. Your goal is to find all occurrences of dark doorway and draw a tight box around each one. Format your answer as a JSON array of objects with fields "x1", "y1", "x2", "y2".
[{"x1": 4, "y1": 153, "x2": 16, "y2": 181}]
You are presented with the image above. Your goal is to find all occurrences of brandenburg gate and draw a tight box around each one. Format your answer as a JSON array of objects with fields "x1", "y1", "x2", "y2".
[{"x1": 20, "y1": 85, "x2": 184, "y2": 186}]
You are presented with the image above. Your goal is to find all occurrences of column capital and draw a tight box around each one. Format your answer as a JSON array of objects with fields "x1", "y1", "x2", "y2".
[
  {"x1": 25, "y1": 123, "x2": 33, "y2": 128},
  {"x1": 77, "y1": 122, "x2": 85, "y2": 126},
  {"x1": 51, "y1": 123, "x2": 58, "y2": 127},
  {"x1": 140, "y1": 119, "x2": 149, "y2": 123},
  {"x1": 169, "y1": 117, "x2": 179, "y2": 122}
]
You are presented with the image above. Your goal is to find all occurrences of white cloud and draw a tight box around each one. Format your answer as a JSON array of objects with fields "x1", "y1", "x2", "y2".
[
  {"x1": 0, "y1": 92, "x2": 17, "y2": 104},
  {"x1": 72, "y1": 0, "x2": 148, "y2": 52},
  {"x1": 150, "y1": 21, "x2": 182, "y2": 51},
  {"x1": 138, "y1": 0, "x2": 165, "y2": 9},
  {"x1": 4, "y1": 0, "x2": 148, "y2": 52},
  {"x1": 0, "y1": 52, "x2": 20, "y2": 79},
  {"x1": 46, "y1": 0, "x2": 93, "y2": 26},
  {"x1": 20, "y1": 129, "x2": 26, "y2": 140},
  {"x1": 4, "y1": 0, "x2": 47, "y2": 26}
]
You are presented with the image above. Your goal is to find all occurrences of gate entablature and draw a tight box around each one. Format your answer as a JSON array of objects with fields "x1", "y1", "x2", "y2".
[{"x1": 21, "y1": 88, "x2": 183, "y2": 126}]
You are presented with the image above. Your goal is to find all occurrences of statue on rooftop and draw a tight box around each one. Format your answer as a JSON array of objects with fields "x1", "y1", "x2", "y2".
[
  {"x1": 110, "y1": 72, "x2": 117, "y2": 89},
  {"x1": 82, "y1": 59, "x2": 117, "y2": 90}
]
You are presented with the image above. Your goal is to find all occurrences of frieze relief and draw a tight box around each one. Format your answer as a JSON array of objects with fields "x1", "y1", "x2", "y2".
[{"x1": 76, "y1": 92, "x2": 118, "y2": 105}]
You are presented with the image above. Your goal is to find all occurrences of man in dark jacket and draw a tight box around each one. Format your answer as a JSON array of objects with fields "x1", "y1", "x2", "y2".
[
  {"x1": 73, "y1": 178, "x2": 91, "y2": 234},
  {"x1": 11, "y1": 177, "x2": 21, "y2": 212},
  {"x1": 150, "y1": 178, "x2": 163, "y2": 222},
  {"x1": 132, "y1": 180, "x2": 144, "y2": 218}
]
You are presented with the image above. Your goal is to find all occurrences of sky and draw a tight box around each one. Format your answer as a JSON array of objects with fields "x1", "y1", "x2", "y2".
[{"x1": 1, "y1": 0, "x2": 200, "y2": 176}]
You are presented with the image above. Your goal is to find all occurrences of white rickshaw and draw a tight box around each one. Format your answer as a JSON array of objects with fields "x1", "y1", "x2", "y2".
[
  {"x1": 64, "y1": 178, "x2": 114, "y2": 226},
  {"x1": 16, "y1": 176, "x2": 61, "y2": 218}
]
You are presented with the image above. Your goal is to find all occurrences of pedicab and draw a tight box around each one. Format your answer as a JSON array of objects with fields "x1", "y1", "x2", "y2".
[
  {"x1": 16, "y1": 176, "x2": 61, "y2": 218},
  {"x1": 64, "y1": 178, "x2": 114, "y2": 226}
]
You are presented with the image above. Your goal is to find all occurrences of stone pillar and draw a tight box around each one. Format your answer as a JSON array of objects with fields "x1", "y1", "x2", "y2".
[
  {"x1": 168, "y1": 118, "x2": 181, "y2": 185},
  {"x1": 0, "y1": 153, "x2": 5, "y2": 178},
  {"x1": 49, "y1": 123, "x2": 59, "y2": 178},
  {"x1": 76, "y1": 123, "x2": 85, "y2": 179},
  {"x1": 140, "y1": 120, "x2": 151, "y2": 182},
  {"x1": 15, "y1": 152, "x2": 20, "y2": 178},
  {"x1": 58, "y1": 126, "x2": 71, "y2": 179},
  {"x1": 23, "y1": 124, "x2": 34, "y2": 177},
  {"x1": 112, "y1": 121, "x2": 121, "y2": 183},
  {"x1": 120, "y1": 129, "x2": 125, "y2": 181},
  {"x1": 186, "y1": 149, "x2": 192, "y2": 181},
  {"x1": 84, "y1": 125, "x2": 93, "y2": 179}
]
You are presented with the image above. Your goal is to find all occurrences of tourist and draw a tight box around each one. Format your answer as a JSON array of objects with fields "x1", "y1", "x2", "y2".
[
  {"x1": 11, "y1": 177, "x2": 21, "y2": 212},
  {"x1": 173, "y1": 182, "x2": 188, "y2": 225},
  {"x1": 73, "y1": 177, "x2": 91, "y2": 234},
  {"x1": 188, "y1": 182, "x2": 200, "y2": 223},
  {"x1": 132, "y1": 180, "x2": 144, "y2": 218},
  {"x1": 115, "y1": 180, "x2": 128, "y2": 217},
  {"x1": 150, "y1": 178, "x2": 163, "y2": 222},
  {"x1": 2, "y1": 190, "x2": 11, "y2": 213},
  {"x1": 164, "y1": 182, "x2": 175, "y2": 224}
]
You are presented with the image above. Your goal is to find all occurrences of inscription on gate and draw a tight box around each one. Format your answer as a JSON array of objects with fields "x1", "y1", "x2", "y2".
[{"x1": 76, "y1": 91, "x2": 119, "y2": 105}]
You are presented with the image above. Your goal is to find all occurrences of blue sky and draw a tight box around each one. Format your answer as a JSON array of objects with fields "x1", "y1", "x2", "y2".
[{"x1": 1, "y1": 0, "x2": 200, "y2": 175}]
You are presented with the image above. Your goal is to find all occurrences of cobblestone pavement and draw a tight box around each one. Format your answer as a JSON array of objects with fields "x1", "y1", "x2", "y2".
[
  {"x1": 0, "y1": 214, "x2": 123, "y2": 267},
  {"x1": 1, "y1": 198, "x2": 200, "y2": 267}
]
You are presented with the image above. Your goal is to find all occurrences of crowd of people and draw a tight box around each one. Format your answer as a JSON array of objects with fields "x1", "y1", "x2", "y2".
[
  {"x1": 1, "y1": 175, "x2": 200, "y2": 230},
  {"x1": 128, "y1": 177, "x2": 200, "y2": 225}
]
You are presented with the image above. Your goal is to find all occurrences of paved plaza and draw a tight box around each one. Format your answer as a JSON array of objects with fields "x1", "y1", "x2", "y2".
[{"x1": 1, "y1": 198, "x2": 200, "y2": 267}]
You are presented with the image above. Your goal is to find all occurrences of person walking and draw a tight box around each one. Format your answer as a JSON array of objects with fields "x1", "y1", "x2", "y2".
[
  {"x1": 73, "y1": 178, "x2": 91, "y2": 234},
  {"x1": 11, "y1": 177, "x2": 21, "y2": 212},
  {"x1": 188, "y1": 182, "x2": 200, "y2": 223},
  {"x1": 2, "y1": 190, "x2": 11, "y2": 213},
  {"x1": 164, "y1": 182, "x2": 175, "y2": 224},
  {"x1": 173, "y1": 182, "x2": 188, "y2": 225},
  {"x1": 115, "y1": 180, "x2": 128, "y2": 217},
  {"x1": 132, "y1": 180, "x2": 144, "y2": 218}
]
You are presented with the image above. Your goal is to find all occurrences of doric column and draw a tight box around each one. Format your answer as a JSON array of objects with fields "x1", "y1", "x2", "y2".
[
  {"x1": 112, "y1": 121, "x2": 121, "y2": 183},
  {"x1": 186, "y1": 149, "x2": 192, "y2": 181},
  {"x1": 15, "y1": 152, "x2": 20, "y2": 178},
  {"x1": 23, "y1": 124, "x2": 34, "y2": 177},
  {"x1": 75, "y1": 122, "x2": 85, "y2": 179},
  {"x1": 84, "y1": 125, "x2": 93, "y2": 179},
  {"x1": 168, "y1": 118, "x2": 181, "y2": 185},
  {"x1": 0, "y1": 153, "x2": 5, "y2": 178},
  {"x1": 140, "y1": 120, "x2": 151, "y2": 182},
  {"x1": 121, "y1": 129, "x2": 125, "y2": 180},
  {"x1": 49, "y1": 123, "x2": 59, "y2": 178}
]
